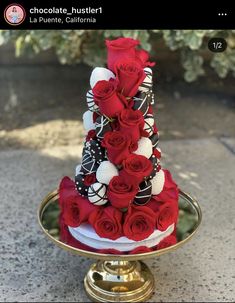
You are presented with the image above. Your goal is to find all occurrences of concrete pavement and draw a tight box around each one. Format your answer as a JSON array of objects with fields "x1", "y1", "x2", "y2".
[{"x1": 0, "y1": 138, "x2": 234, "y2": 302}]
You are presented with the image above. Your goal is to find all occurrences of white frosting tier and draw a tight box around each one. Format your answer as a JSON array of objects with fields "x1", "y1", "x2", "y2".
[{"x1": 68, "y1": 223, "x2": 174, "y2": 252}]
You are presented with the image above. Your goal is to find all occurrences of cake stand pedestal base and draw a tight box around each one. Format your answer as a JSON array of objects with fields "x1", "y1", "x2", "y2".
[{"x1": 84, "y1": 260, "x2": 154, "y2": 302}]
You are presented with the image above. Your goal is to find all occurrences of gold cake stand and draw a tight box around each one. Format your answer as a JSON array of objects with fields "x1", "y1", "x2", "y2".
[{"x1": 38, "y1": 190, "x2": 202, "y2": 302}]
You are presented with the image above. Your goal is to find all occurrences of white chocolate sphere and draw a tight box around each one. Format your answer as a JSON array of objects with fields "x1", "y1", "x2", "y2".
[
  {"x1": 96, "y1": 161, "x2": 119, "y2": 185},
  {"x1": 133, "y1": 137, "x2": 152, "y2": 159},
  {"x1": 83, "y1": 110, "x2": 95, "y2": 132},
  {"x1": 90, "y1": 67, "x2": 115, "y2": 88},
  {"x1": 151, "y1": 169, "x2": 165, "y2": 195},
  {"x1": 88, "y1": 182, "x2": 108, "y2": 206}
]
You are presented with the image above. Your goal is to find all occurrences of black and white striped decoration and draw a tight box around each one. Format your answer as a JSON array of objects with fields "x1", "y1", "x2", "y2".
[
  {"x1": 86, "y1": 90, "x2": 99, "y2": 112},
  {"x1": 134, "y1": 180, "x2": 152, "y2": 205},
  {"x1": 148, "y1": 154, "x2": 159, "y2": 180},
  {"x1": 95, "y1": 115, "x2": 112, "y2": 140},
  {"x1": 139, "y1": 68, "x2": 153, "y2": 93},
  {"x1": 80, "y1": 153, "x2": 98, "y2": 175},
  {"x1": 144, "y1": 114, "x2": 155, "y2": 137},
  {"x1": 149, "y1": 132, "x2": 159, "y2": 149},
  {"x1": 133, "y1": 91, "x2": 149, "y2": 117},
  {"x1": 86, "y1": 139, "x2": 105, "y2": 164},
  {"x1": 88, "y1": 182, "x2": 108, "y2": 205},
  {"x1": 75, "y1": 173, "x2": 88, "y2": 196}
]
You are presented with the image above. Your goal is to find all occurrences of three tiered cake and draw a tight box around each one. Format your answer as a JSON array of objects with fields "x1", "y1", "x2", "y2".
[{"x1": 59, "y1": 37, "x2": 179, "y2": 254}]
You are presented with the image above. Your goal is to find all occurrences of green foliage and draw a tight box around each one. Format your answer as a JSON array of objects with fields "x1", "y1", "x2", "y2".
[{"x1": 0, "y1": 29, "x2": 235, "y2": 82}]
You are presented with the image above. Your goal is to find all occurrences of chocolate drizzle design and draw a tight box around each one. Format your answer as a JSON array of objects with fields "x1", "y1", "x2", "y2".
[
  {"x1": 134, "y1": 180, "x2": 152, "y2": 205},
  {"x1": 133, "y1": 91, "x2": 149, "y2": 117},
  {"x1": 86, "y1": 139, "x2": 105, "y2": 164},
  {"x1": 149, "y1": 132, "x2": 159, "y2": 148},
  {"x1": 75, "y1": 173, "x2": 88, "y2": 196},
  {"x1": 80, "y1": 153, "x2": 98, "y2": 175},
  {"x1": 139, "y1": 68, "x2": 153, "y2": 93},
  {"x1": 95, "y1": 115, "x2": 112, "y2": 140},
  {"x1": 88, "y1": 183, "x2": 108, "y2": 205},
  {"x1": 86, "y1": 90, "x2": 99, "y2": 112},
  {"x1": 148, "y1": 154, "x2": 158, "y2": 180},
  {"x1": 144, "y1": 114, "x2": 155, "y2": 136}
]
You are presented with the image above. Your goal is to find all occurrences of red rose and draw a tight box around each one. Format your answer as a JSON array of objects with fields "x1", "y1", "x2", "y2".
[
  {"x1": 59, "y1": 176, "x2": 78, "y2": 212},
  {"x1": 63, "y1": 195, "x2": 99, "y2": 227},
  {"x1": 156, "y1": 202, "x2": 178, "y2": 231},
  {"x1": 102, "y1": 131, "x2": 131, "y2": 165},
  {"x1": 153, "y1": 169, "x2": 179, "y2": 204},
  {"x1": 83, "y1": 173, "x2": 96, "y2": 186},
  {"x1": 107, "y1": 175, "x2": 138, "y2": 209},
  {"x1": 86, "y1": 129, "x2": 96, "y2": 141},
  {"x1": 106, "y1": 37, "x2": 155, "y2": 72},
  {"x1": 130, "y1": 141, "x2": 138, "y2": 152},
  {"x1": 157, "y1": 234, "x2": 177, "y2": 250},
  {"x1": 123, "y1": 204, "x2": 156, "y2": 241},
  {"x1": 118, "y1": 108, "x2": 145, "y2": 142},
  {"x1": 93, "y1": 112, "x2": 99, "y2": 123},
  {"x1": 147, "y1": 190, "x2": 178, "y2": 232},
  {"x1": 114, "y1": 58, "x2": 145, "y2": 97},
  {"x1": 120, "y1": 154, "x2": 153, "y2": 185},
  {"x1": 92, "y1": 79, "x2": 125, "y2": 118},
  {"x1": 89, "y1": 206, "x2": 123, "y2": 240},
  {"x1": 136, "y1": 49, "x2": 152, "y2": 66},
  {"x1": 129, "y1": 246, "x2": 153, "y2": 254},
  {"x1": 98, "y1": 248, "x2": 123, "y2": 255},
  {"x1": 106, "y1": 37, "x2": 139, "y2": 71},
  {"x1": 145, "y1": 197, "x2": 161, "y2": 213}
]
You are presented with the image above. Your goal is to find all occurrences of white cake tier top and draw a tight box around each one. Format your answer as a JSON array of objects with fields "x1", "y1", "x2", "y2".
[{"x1": 68, "y1": 223, "x2": 174, "y2": 252}]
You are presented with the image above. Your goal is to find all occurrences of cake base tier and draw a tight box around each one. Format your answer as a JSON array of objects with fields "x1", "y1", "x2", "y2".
[
  {"x1": 84, "y1": 260, "x2": 154, "y2": 302},
  {"x1": 69, "y1": 223, "x2": 175, "y2": 252}
]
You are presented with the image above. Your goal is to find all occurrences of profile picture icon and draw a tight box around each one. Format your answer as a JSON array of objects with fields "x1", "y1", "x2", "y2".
[{"x1": 4, "y1": 4, "x2": 26, "y2": 25}]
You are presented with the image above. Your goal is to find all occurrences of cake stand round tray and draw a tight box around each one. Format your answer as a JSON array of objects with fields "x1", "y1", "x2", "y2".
[{"x1": 38, "y1": 189, "x2": 202, "y2": 302}]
